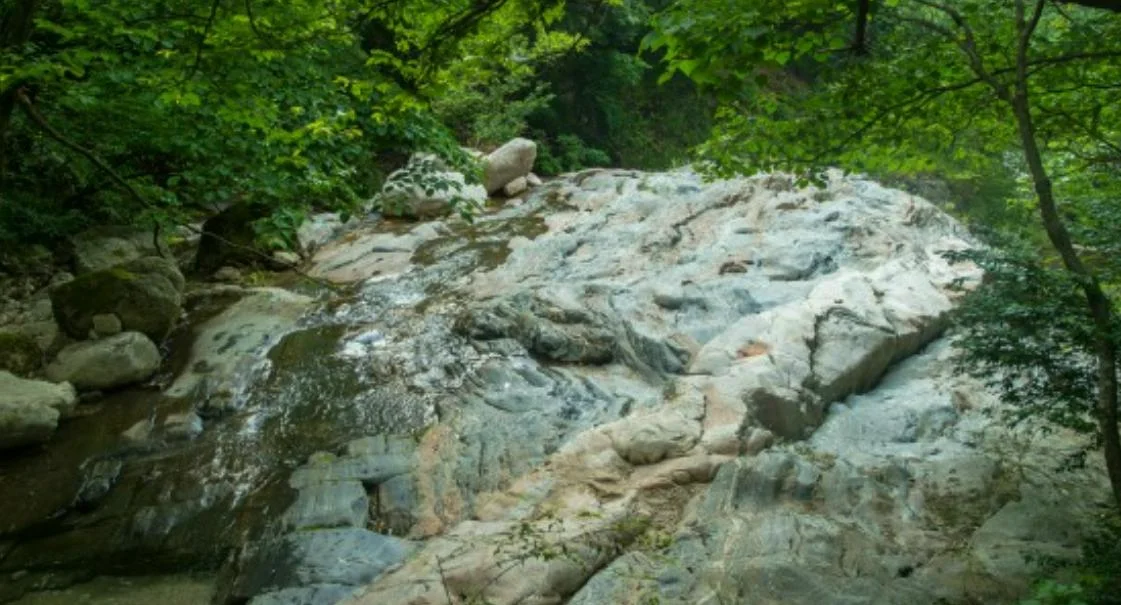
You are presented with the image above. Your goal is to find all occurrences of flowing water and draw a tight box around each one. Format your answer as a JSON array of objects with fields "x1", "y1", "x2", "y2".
[{"x1": 0, "y1": 202, "x2": 553, "y2": 602}]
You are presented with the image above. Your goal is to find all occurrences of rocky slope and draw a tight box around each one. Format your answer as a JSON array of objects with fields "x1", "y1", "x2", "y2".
[{"x1": 0, "y1": 167, "x2": 1109, "y2": 605}]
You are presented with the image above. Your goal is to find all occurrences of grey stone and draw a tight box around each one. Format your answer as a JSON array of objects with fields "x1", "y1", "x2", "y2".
[
  {"x1": 376, "y1": 474, "x2": 418, "y2": 535},
  {"x1": 272, "y1": 251, "x2": 300, "y2": 267},
  {"x1": 283, "y1": 481, "x2": 369, "y2": 531},
  {"x1": 502, "y1": 176, "x2": 528, "y2": 197},
  {"x1": 0, "y1": 369, "x2": 75, "y2": 451},
  {"x1": 45, "y1": 332, "x2": 161, "y2": 391},
  {"x1": 166, "y1": 288, "x2": 312, "y2": 410},
  {"x1": 0, "y1": 371, "x2": 70, "y2": 450},
  {"x1": 0, "y1": 371, "x2": 76, "y2": 418},
  {"x1": 233, "y1": 529, "x2": 412, "y2": 597},
  {"x1": 483, "y1": 138, "x2": 537, "y2": 194},
  {"x1": 163, "y1": 411, "x2": 204, "y2": 441}
]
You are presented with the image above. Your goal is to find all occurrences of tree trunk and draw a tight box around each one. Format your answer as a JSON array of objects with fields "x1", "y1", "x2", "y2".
[{"x1": 1010, "y1": 92, "x2": 1121, "y2": 512}]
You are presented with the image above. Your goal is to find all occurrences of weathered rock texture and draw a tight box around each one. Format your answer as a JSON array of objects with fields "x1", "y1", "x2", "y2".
[
  {"x1": 325, "y1": 170, "x2": 1105, "y2": 605},
  {"x1": 3, "y1": 169, "x2": 1107, "y2": 605}
]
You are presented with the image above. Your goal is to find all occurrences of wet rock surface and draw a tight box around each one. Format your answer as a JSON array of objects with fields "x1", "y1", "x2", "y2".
[{"x1": 0, "y1": 168, "x2": 1108, "y2": 605}]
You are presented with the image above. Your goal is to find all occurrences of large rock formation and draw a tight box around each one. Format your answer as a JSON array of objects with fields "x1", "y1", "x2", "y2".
[{"x1": 1, "y1": 169, "x2": 1107, "y2": 605}]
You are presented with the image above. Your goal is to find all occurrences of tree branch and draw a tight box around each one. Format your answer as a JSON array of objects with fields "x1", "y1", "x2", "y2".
[
  {"x1": 16, "y1": 88, "x2": 150, "y2": 208},
  {"x1": 187, "y1": 0, "x2": 222, "y2": 80}
]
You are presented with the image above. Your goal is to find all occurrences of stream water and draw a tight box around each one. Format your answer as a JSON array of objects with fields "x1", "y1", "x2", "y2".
[{"x1": 0, "y1": 200, "x2": 553, "y2": 603}]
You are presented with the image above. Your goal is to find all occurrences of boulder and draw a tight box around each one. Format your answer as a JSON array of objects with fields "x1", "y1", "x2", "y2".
[
  {"x1": 70, "y1": 226, "x2": 166, "y2": 274},
  {"x1": 194, "y1": 203, "x2": 271, "y2": 274},
  {"x1": 0, "y1": 371, "x2": 76, "y2": 449},
  {"x1": 45, "y1": 332, "x2": 161, "y2": 391},
  {"x1": 377, "y1": 155, "x2": 486, "y2": 220},
  {"x1": 50, "y1": 256, "x2": 184, "y2": 342},
  {"x1": 483, "y1": 138, "x2": 537, "y2": 194}
]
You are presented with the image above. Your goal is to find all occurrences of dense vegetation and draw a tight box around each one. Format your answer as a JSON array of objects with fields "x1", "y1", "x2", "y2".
[{"x1": 0, "y1": 0, "x2": 710, "y2": 248}]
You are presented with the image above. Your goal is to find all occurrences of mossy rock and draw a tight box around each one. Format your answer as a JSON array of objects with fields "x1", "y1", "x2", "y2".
[
  {"x1": 50, "y1": 256, "x2": 184, "y2": 342},
  {"x1": 0, "y1": 331, "x2": 43, "y2": 376}
]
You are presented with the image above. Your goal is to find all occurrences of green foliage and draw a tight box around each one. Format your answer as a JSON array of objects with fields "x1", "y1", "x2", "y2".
[
  {"x1": 949, "y1": 240, "x2": 1102, "y2": 436},
  {"x1": 648, "y1": 0, "x2": 1121, "y2": 182},
  {"x1": 0, "y1": 0, "x2": 578, "y2": 247},
  {"x1": 1022, "y1": 512, "x2": 1121, "y2": 605},
  {"x1": 535, "y1": 133, "x2": 612, "y2": 175},
  {"x1": 531, "y1": 0, "x2": 712, "y2": 170}
]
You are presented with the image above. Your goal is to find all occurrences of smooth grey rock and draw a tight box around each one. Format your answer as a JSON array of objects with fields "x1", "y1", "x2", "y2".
[
  {"x1": 483, "y1": 138, "x2": 537, "y2": 194},
  {"x1": 457, "y1": 290, "x2": 616, "y2": 364},
  {"x1": 502, "y1": 176, "x2": 528, "y2": 197},
  {"x1": 166, "y1": 288, "x2": 312, "y2": 411},
  {"x1": 233, "y1": 529, "x2": 412, "y2": 597},
  {"x1": 526, "y1": 173, "x2": 543, "y2": 187},
  {"x1": 273, "y1": 251, "x2": 300, "y2": 267},
  {"x1": 283, "y1": 481, "x2": 369, "y2": 531},
  {"x1": 45, "y1": 332, "x2": 161, "y2": 391}
]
